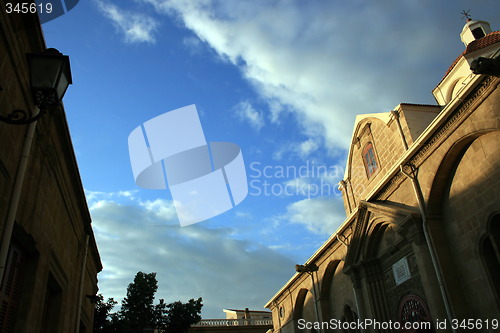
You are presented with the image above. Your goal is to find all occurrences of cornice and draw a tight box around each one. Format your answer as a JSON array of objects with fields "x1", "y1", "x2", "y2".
[{"x1": 374, "y1": 75, "x2": 498, "y2": 200}]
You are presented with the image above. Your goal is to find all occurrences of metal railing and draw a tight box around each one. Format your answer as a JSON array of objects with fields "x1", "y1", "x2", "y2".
[{"x1": 192, "y1": 318, "x2": 273, "y2": 327}]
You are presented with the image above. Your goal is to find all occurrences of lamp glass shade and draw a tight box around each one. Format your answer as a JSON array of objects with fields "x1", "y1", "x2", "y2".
[
  {"x1": 56, "y1": 63, "x2": 71, "y2": 101},
  {"x1": 27, "y1": 49, "x2": 72, "y2": 107}
]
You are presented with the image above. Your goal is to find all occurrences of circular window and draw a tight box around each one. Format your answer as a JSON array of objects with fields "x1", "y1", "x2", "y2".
[
  {"x1": 279, "y1": 306, "x2": 285, "y2": 318},
  {"x1": 398, "y1": 294, "x2": 433, "y2": 332}
]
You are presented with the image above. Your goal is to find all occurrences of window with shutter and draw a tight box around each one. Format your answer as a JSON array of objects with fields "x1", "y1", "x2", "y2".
[{"x1": 0, "y1": 244, "x2": 25, "y2": 333}]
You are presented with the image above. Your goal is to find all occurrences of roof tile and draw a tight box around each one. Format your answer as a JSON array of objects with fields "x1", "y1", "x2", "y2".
[{"x1": 437, "y1": 31, "x2": 500, "y2": 87}]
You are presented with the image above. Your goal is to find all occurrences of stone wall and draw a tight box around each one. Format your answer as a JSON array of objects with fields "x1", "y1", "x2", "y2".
[{"x1": 0, "y1": 8, "x2": 102, "y2": 333}]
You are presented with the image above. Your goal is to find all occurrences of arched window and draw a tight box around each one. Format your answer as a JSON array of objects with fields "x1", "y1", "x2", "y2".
[
  {"x1": 398, "y1": 294, "x2": 434, "y2": 332},
  {"x1": 362, "y1": 142, "x2": 378, "y2": 178},
  {"x1": 341, "y1": 305, "x2": 359, "y2": 333}
]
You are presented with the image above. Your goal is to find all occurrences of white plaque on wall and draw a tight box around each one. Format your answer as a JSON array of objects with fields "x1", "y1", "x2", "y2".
[{"x1": 392, "y1": 257, "x2": 411, "y2": 285}]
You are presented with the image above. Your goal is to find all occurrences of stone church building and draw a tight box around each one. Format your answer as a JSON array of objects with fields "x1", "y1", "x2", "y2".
[{"x1": 265, "y1": 18, "x2": 500, "y2": 332}]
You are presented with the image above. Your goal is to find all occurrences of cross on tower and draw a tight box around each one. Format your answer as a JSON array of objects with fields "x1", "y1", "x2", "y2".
[{"x1": 461, "y1": 9, "x2": 471, "y2": 21}]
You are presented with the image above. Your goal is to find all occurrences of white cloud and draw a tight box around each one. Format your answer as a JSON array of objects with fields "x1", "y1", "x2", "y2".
[
  {"x1": 95, "y1": 0, "x2": 158, "y2": 44},
  {"x1": 298, "y1": 138, "x2": 319, "y2": 158},
  {"x1": 137, "y1": 0, "x2": 482, "y2": 155},
  {"x1": 86, "y1": 189, "x2": 139, "y2": 208},
  {"x1": 90, "y1": 196, "x2": 295, "y2": 318},
  {"x1": 270, "y1": 138, "x2": 321, "y2": 161},
  {"x1": 280, "y1": 196, "x2": 345, "y2": 235},
  {"x1": 139, "y1": 198, "x2": 178, "y2": 220},
  {"x1": 234, "y1": 100, "x2": 264, "y2": 131}
]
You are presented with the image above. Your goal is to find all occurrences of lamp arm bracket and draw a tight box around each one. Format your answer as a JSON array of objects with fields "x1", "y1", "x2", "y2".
[{"x1": 0, "y1": 108, "x2": 44, "y2": 125}]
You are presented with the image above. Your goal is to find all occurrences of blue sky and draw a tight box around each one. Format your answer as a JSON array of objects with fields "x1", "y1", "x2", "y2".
[{"x1": 41, "y1": 0, "x2": 500, "y2": 318}]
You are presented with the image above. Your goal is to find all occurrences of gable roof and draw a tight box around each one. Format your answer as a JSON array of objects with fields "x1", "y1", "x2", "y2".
[{"x1": 343, "y1": 112, "x2": 391, "y2": 179}]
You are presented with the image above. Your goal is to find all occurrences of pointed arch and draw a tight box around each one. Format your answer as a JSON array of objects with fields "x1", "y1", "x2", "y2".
[
  {"x1": 427, "y1": 129, "x2": 498, "y2": 216},
  {"x1": 341, "y1": 305, "x2": 359, "y2": 333},
  {"x1": 319, "y1": 260, "x2": 342, "y2": 321},
  {"x1": 293, "y1": 288, "x2": 309, "y2": 320},
  {"x1": 344, "y1": 114, "x2": 391, "y2": 181},
  {"x1": 365, "y1": 222, "x2": 390, "y2": 259},
  {"x1": 426, "y1": 129, "x2": 500, "y2": 318},
  {"x1": 294, "y1": 288, "x2": 316, "y2": 332}
]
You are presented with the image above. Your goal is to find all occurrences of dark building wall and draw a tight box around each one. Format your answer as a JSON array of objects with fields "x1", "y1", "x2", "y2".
[{"x1": 0, "y1": 7, "x2": 102, "y2": 333}]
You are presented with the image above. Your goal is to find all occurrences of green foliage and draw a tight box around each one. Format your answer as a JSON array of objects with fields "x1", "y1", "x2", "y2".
[
  {"x1": 93, "y1": 272, "x2": 203, "y2": 333},
  {"x1": 162, "y1": 297, "x2": 203, "y2": 333},
  {"x1": 93, "y1": 294, "x2": 117, "y2": 333},
  {"x1": 119, "y1": 272, "x2": 158, "y2": 332}
]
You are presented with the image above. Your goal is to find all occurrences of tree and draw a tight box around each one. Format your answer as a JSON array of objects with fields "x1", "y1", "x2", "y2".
[
  {"x1": 93, "y1": 294, "x2": 117, "y2": 333},
  {"x1": 94, "y1": 272, "x2": 203, "y2": 332},
  {"x1": 119, "y1": 272, "x2": 158, "y2": 332},
  {"x1": 162, "y1": 297, "x2": 203, "y2": 333}
]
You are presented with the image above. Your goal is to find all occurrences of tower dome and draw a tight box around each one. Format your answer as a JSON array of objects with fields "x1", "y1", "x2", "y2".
[{"x1": 460, "y1": 18, "x2": 492, "y2": 46}]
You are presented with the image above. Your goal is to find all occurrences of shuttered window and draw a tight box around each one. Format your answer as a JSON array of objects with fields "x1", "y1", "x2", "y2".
[{"x1": 0, "y1": 244, "x2": 25, "y2": 333}]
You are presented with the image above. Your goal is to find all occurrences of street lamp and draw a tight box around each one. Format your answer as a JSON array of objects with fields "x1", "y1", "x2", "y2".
[
  {"x1": 0, "y1": 48, "x2": 72, "y2": 124},
  {"x1": 0, "y1": 48, "x2": 72, "y2": 297},
  {"x1": 295, "y1": 263, "x2": 319, "y2": 273}
]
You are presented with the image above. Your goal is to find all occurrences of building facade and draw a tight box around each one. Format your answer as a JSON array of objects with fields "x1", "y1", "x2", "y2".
[
  {"x1": 223, "y1": 308, "x2": 273, "y2": 321},
  {"x1": 190, "y1": 308, "x2": 273, "y2": 333},
  {"x1": 0, "y1": 7, "x2": 102, "y2": 333},
  {"x1": 265, "y1": 18, "x2": 500, "y2": 332}
]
